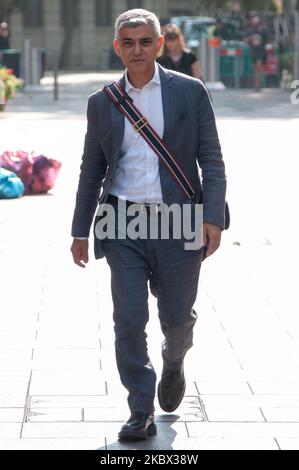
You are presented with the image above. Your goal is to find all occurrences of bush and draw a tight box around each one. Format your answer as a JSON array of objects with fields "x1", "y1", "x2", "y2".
[
  {"x1": 280, "y1": 52, "x2": 294, "y2": 75},
  {"x1": 0, "y1": 67, "x2": 24, "y2": 105}
]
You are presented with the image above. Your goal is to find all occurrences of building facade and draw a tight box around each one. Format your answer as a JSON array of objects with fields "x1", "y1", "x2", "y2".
[{"x1": 7, "y1": 0, "x2": 203, "y2": 70}]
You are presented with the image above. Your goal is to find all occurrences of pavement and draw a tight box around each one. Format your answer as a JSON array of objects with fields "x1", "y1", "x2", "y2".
[{"x1": 0, "y1": 72, "x2": 299, "y2": 450}]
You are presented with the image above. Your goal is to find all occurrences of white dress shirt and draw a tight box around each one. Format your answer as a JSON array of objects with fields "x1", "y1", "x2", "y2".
[
  {"x1": 75, "y1": 63, "x2": 164, "y2": 239},
  {"x1": 109, "y1": 61, "x2": 164, "y2": 204}
]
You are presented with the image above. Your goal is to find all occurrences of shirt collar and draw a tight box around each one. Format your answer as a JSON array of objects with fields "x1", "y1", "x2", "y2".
[{"x1": 125, "y1": 62, "x2": 160, "y2": 92}]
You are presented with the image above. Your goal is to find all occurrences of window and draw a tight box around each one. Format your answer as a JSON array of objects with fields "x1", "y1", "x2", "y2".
[
  {"x1": 60, "y1": 0, "x2": 80, "y2": 27},
  {"x1": 23, "y1": 0, "x2": 43, "y2": 27},
  {"x1": 95, "y1": 0, "x2": 112, "y2": 27},
  {"x1": 127, "y1": 1, "x2": 143, "y2": 8}
]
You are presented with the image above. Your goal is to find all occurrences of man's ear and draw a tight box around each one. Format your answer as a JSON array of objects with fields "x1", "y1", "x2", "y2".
[
  {"x1": 157, "y1": 35, "x2": 164, "y2": 52},
  {"x1": 113, "y1": 38, "x2": 121, "y2": 57}
]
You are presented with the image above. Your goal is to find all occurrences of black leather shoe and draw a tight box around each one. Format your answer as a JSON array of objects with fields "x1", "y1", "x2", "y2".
[
  {"x1": 158, "y1": 364, "x2": 186, "y2": 413},
  {"x1": 118, "y1": 412, "x2": 157, "y2": 441}
]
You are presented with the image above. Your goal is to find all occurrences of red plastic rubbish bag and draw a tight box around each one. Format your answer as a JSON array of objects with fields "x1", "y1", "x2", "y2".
[{"x1": 0, "y1": 150, "x2": 61, "y2": 194}]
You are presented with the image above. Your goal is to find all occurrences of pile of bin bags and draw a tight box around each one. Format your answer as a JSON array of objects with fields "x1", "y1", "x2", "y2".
[{"x1": 0, "y1": 150, "x2": 61, "y2": 199}]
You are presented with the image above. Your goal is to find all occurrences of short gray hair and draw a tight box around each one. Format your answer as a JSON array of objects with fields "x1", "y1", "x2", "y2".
[{"x1": 115, "y1": 9, "x2": 161, "y2": 40}]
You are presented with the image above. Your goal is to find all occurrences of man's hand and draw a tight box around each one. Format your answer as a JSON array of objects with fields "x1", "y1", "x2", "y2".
[
  {"x1": 71, "y1": 239, "x2": 89, "y2": 268},
  {"x1": 203, "y1": 222, "x2": 222, "y2": 260}
]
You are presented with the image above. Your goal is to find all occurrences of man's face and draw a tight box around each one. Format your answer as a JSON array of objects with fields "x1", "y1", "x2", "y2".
[{"x1": 113, "y1": 25, "x2": 164, "y2": 74}]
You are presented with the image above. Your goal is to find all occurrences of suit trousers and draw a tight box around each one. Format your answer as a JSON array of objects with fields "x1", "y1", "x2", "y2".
[{"x1": 100, "y1": 196, "x2": 203, "y2": 413}]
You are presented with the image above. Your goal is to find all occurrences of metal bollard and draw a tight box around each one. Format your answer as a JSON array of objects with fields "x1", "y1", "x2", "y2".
[
  {"x1": 24, "y1": 39, "x2": 32, "y2": 86},
  {"x1": 295, "y1": 10, "x2": 299, "y2": 81},
  {"x1": 53, "y1": 48, "x2": 59, "y2": 101},
  {"x1": 210, "y1": 45, "x2": 220, "y2": 82},
  {"x1": 234, "y1": 55, "x2": 241, "y2": 89},
  {"x1": 199, "y1": 34, "x2": 208, "y2": 80},
  {"x1": 31, "y1": 48, "x2": 41, "y2": 86}
]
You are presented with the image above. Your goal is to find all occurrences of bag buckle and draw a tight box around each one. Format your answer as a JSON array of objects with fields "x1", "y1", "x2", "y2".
[{"x1": 133, "y1": 117, "x2": 148, "y2": 133}]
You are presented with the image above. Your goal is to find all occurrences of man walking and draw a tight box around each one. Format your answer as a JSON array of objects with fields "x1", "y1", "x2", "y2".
[{"x1": 71, "y1": 9, "x2": 227, "y2": 441}]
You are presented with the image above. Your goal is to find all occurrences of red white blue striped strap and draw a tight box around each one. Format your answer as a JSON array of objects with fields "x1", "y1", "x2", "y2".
[{"x1": 104, "y1": 80, "x2": 196, "y2": 202}]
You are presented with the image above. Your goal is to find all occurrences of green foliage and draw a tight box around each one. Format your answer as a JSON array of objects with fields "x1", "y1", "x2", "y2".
[
  {"x1": 280, "y1": 51, "x2": 294, "y2": 73},
  {"x1": 0, "y1": 67, "x2": 23, "y2": 102}
]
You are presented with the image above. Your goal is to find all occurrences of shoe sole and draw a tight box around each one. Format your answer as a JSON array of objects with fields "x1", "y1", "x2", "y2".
[
  {"x1": 157, "y1": 381, "x2": 186, "y2": 413},
  {"x1": 118, "y1": 422, "x2": 157, "y2": 441}
]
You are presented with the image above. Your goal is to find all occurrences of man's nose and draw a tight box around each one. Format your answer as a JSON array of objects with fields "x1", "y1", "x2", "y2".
[{"x1": 133, "y1": 42, "x2": 142, "y2": 55}]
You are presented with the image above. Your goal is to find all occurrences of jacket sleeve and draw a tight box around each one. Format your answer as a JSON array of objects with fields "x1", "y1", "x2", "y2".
[
  {"x1": 196, "y1": 82, "x2": 227, "y2": 229},
  {"x1": 71, "y1": 94, "x2": 108, "y2": 237}
]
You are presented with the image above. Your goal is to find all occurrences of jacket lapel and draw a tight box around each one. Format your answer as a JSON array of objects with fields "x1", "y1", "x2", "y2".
[
  {"x1": 110, "y1": 74, "x2": 125, "y2": 163},
  {"x1": 159, "y1": 65, "x2": 176, "y2": 143},
  {"x1": 157, "y1": 65, "x2": 178, "y2": 203}
]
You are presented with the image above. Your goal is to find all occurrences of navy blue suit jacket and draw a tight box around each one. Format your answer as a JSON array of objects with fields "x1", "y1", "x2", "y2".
[{"x1": 71, "y1": 64, "x2": 227, "y2": 258}]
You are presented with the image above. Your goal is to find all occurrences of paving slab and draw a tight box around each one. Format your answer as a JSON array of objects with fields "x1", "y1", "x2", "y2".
[
  {"x1": 30, "y1": 395, "x2": 112, "y2": 409},
  {"x1": 106, "y1": 435, "x2": 278, "y2": 451},
  {"x1": 21, "y1": 421, "x2": 187, "y2": 440},
  {"x1": 0, "y1": 409, "x2": 24, "y2": 423},
  {"x1": 186, "y1": 422, "x2": 299, "y2": 439},
  {"x1": 276, "y1": 439, "x2": 299, "y2": 451},
  {"x1": 0, "y1": 424, "x2": 22, "y2": 439},
  {"x1": 0, "y1": 438, "x2": 105, "y2": 450},
  {"x1": 29, "y1": 370, "x2": 106, "y2": 395}
]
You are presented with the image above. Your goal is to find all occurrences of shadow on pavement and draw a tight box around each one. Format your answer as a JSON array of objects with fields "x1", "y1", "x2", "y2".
[{"x1": 97, "y1": 415, "x2": 180, "y2": 451}]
